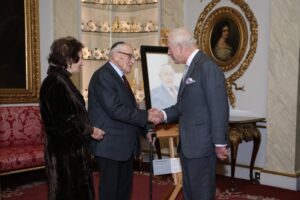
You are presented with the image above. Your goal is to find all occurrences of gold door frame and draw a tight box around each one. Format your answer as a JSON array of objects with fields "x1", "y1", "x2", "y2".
[{"x1": 0, "y1": 0, "x2": 40, "y2": 103}]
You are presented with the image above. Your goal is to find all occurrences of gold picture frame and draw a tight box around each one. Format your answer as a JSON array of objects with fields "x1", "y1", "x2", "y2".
[
  {"x1": 0, "y1": 0, "x2": 40, "y2": 104},
  {"x1": 194, "y1": 0, "x2": 258, "y2": 107},
  {"x1": 200, "y1": 7, "x2": 247, "y2": 72}
]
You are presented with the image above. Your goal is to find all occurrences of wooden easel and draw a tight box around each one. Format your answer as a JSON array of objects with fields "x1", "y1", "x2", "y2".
[{"x1": 156, "y1": 123, "x2": 182, "y2": 200}]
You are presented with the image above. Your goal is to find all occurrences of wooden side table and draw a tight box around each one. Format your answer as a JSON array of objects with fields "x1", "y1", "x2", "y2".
[{"x1": 229, "y1": 116, "x2": 265, "y2": 186}]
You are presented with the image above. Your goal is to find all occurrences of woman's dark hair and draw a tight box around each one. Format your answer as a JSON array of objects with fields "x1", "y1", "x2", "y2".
[
  {"x1": 48, "y1": 36, "x2": 84, "y2": 68},
  {"x1": 216, "y1": 21, "x2": 230, "y2": 40},
  {"x1": 211, "y1": 20, "x2": 231, "y2": 51}
]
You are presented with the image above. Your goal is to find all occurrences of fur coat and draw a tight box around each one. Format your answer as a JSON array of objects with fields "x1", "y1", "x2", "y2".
[{"x1": 39, "y1": 65, "x2": 94, "y2": 200}]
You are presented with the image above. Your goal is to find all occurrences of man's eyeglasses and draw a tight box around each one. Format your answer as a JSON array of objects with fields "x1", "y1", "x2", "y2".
[{"x1": 117, "y1": 51, "x2": 135, "y2": 60}]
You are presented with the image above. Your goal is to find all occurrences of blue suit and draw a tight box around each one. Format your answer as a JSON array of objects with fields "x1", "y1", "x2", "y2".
[{"x1": 164, "y1": 51, "x2": 229, "y2": 199}]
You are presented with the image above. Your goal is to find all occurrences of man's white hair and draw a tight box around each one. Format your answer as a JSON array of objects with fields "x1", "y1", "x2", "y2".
[
  {"x1": 108, "y1": 41, "x2": 126, "y2": 58},
  {"x1": 168, "y1": 28, "x2": 197, "y2": 47}
]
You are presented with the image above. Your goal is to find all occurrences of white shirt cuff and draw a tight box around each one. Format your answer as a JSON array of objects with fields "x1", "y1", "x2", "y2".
[
  {"x1": 162, "y1": 110, "x2": 167, "y2": 122},
  {"x1": 215, "y1": 144, "x2": 227, "y2": 147}
]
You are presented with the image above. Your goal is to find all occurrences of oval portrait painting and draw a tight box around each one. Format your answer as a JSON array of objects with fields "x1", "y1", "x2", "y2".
[
  {"x1": 196, "y1": 7, "x2": 248, "y2": 72},
  {"x1": 210, "y1": 19, "x2": 240, "y2": 63}
]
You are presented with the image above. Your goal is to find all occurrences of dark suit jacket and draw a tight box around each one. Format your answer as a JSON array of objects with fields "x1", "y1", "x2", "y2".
[
  {"x1": 164, "y1": 51, "x2": 229, "y2": 158},
  {"x1": 88, "y1": 62, "x2": 148, "y2": 161}
]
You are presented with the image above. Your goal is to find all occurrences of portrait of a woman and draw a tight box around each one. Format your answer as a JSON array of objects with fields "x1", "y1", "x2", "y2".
[
  {"x1": 211, "y1": 19, "x2": 239, "y2": 62},
  {"x1": 212, "y1": 21, "x2": 233, "y2": 61}
]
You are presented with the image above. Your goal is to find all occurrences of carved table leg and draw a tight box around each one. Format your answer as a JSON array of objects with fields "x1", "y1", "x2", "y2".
[
  {"x1": 249, "y1": 126, "x2": 261, "y2": 184},
  {"x1": 229, "y1": 128, "x2": 241, "y2": 192},
  {"x1": 230, "y1": 142, "x2": 239, "y2": 179},
  {"x1": 229, "y1": 128, "x2": 241, "y2": 179}
]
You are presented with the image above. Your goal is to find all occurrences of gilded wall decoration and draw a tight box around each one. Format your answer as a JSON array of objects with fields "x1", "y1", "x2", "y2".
[
  {"x1": 0, "y1": 0, "x2": 40, "y2": 103},
  {"x1": 194, "y1": 0, "x2": 258, "y2": 107}
]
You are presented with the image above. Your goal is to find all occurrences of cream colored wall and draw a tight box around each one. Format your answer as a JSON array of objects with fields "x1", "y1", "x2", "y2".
[
  {"x1": 266, "y1": 0, "x2": 300, "y2": 174},
  {"x1": 182, "y1": 0, "x2": 300, "y2": 190},
  {"x1": 161, "y1": 0, "x2": 183, "y2": 29},
  {"x1": 52, "y1": 0, "x2": 81, "y2": 88},
  {"x1": 40, "y1": 0, "x2": 53, "y2": 82},
  {"x1": 52, "y1": 0, "x2": 80, "y2": 39}
]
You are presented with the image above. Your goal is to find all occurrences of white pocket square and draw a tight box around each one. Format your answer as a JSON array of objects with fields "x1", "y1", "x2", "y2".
[{"x1": 185, "y1": 77, "x2": 196, "y2": 84}]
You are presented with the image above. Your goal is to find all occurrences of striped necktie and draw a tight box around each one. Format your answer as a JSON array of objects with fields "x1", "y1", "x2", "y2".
[
  {"x1": 182, "y1": 65, "x2": 189, "y2": 81},
  {"x1": 122, "y1": 75, "x2": 131, "y2": 89},
  {"x1": 122, "y1": 75, "x2": 135, "y2": 99}
]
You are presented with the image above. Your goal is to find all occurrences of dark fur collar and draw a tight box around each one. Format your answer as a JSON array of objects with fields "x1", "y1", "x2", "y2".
[{"x1": 47, "y1": 64, "x2": 71, "y2": 77}]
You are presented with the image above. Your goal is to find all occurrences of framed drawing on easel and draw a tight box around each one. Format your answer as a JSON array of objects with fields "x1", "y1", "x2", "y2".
[
  {"x1": 141, "y1": 45, "x2": 183, "y2": 194},
  {"x1": 140, "y1": 45, "x2": 184, "y2": 110}
]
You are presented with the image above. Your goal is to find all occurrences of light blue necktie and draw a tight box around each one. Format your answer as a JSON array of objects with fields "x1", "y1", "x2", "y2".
[{"x1": 182, "y1": 65, "x2": 189, "y2": 82}]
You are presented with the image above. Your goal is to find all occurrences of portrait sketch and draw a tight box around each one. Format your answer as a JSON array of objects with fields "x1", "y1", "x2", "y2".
[{"x1": 141, "y1": 46, "x2": 184, "y2": 110}]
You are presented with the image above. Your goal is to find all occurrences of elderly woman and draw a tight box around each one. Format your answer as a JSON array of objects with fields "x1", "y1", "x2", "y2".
[{"x1": 39, "y1": 36, "x2": 105, "y2": 200}]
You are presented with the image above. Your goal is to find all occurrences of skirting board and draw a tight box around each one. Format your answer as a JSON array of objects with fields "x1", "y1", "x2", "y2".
[{"x1": 216, "y1": 164, "x2": 300, "y2": 191}]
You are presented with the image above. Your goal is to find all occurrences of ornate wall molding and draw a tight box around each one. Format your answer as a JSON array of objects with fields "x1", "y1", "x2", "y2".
[
  {"x1": 194, "y1": 0, "x2": 258, "y2": 107},
  {"x1": 0, "y1": 0, "x2": 40, "y2": 103}
]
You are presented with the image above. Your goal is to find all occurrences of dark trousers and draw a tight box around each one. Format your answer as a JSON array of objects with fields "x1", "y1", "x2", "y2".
[
  {"x1": 96, "y1": 156, "x2": 133, "y2": 200},
  {"x1": 180, "y1": 151, "x2": 217, "y2": 200}
]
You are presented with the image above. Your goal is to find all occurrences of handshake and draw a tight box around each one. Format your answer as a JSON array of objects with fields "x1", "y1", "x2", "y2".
[{"x1": 147, "y1": 108, "x2": 164, "y2": 125}]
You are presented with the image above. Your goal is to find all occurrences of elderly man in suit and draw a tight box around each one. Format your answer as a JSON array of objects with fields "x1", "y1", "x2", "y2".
[
  {"x1": 153, "y1": 27, "x2": 229, "y2": 200},
  {"x1": 88, "y1": 41, "x2": 159, "y2": 200}
]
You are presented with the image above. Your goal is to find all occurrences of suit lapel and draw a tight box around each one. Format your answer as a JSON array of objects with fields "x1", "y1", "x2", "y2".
[
  {"x1": 178, "y1": 51, "x2": 203, "y2": 97},
  {"x1": 106, "y1": 63, "x2": 124, "y2": 85},
  {"x1": 178, "y1": 79, "x2": 185, "y2": 98}
]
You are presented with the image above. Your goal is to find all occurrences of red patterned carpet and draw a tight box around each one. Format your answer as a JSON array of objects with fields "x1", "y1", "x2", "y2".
[{"x1": 1, "y1": 171, "x2": 300, "y2": 200}]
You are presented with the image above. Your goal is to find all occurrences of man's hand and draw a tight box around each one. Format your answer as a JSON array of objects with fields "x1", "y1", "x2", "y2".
[
  {"x1": 91, "y1": 127, "x2": 105, "y2": 140},
  {"x1": 148, "y1": 108, "x2": 164, "y2": 125},
  {"x1": 146, "y1": 131, "x2": 156, "y2": 146},
  {"x1": 215, "y1": 146, "x2": 229, "y2": 160}
]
